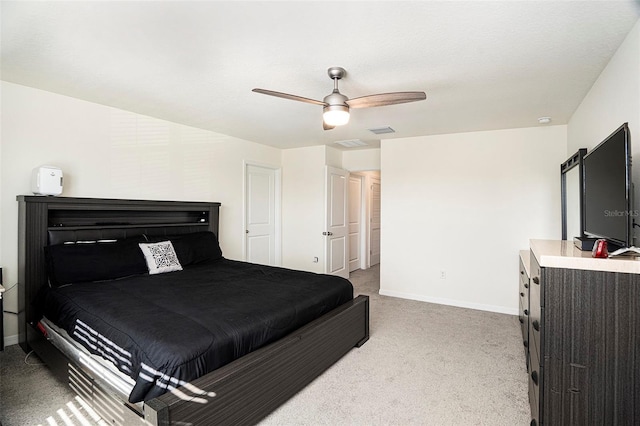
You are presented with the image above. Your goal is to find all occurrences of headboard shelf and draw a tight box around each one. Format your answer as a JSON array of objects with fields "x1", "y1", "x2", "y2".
[
  {"x1": 16, "y1": 195, "x2": 221, "y2": 352},
  {"x1": 18, "y1": 195, "x2": 216, "y2": 207},
  {"x1": 47, "y1": 209, "x2": 210, "y2": 228},
  {"x1": 48, "y1": 223, "x2": 210, "y2": 231}
]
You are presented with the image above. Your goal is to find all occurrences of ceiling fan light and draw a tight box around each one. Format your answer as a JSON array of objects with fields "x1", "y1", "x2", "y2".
[{"x1": 323, "y1": 105, "x2": 350, "y2": 126}]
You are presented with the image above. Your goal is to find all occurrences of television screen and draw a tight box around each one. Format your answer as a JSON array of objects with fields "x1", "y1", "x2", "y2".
[{"x1": 583, "y1": 123, "x2": 631, "y2": 247}]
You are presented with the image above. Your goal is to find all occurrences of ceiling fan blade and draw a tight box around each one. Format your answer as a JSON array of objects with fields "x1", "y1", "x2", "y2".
[
  {"x1": 346, "y1": 91, "x2": 427, "y2": 109},
  {"x1": 252, "y1": 88, "x2": 327, "y2": 106},
  {"x1": 323, "y1": 121, "x2": 335, "y2": 131}
]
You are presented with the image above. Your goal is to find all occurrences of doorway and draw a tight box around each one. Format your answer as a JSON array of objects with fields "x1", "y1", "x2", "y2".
[
  {"x1": 369, "y1": 174, "x2": 381, "y2": 267},
  {"x1": 348, "y1": 170, "x2": 381, "y2": 271},
  {"x1": 324, "y1": 166, "x2": 350, "y2": 279},
  {"x1": 244, "y1": 162, "x2": 281, "y2": 266},
  {"x1": 348, "y1": 174, "x2": 364, "y2": 272}
]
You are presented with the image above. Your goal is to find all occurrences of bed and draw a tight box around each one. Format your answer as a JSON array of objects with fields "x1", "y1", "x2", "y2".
[{"x1": 17, "y1": 195, "x2": 369, "y2": 425}]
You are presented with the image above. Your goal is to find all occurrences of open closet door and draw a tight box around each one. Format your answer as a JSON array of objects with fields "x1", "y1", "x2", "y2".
[
  {"x1": 370, "y1": 175, "x2": 381, "y2": 266},
  {"x1": 324, "y1": 166, "x2": 349, "y2": 278},
  {"x1": 348, "y1": 174, "x2": 364, "y2": 272}
]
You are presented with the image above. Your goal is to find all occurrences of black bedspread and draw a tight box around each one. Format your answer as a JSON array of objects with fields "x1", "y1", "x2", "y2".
[{"x1": 37, "y1": 259, "x2": 353, "y2": 403}]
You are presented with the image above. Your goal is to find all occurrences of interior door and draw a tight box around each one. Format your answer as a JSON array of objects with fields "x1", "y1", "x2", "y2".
[
  {"x1": 348, "y1": 175, "x2": 362, "y2": 272},
  {"x1": 325, "y1": 166, "x2": 349, "y2": 278},
  {"x1": 370, "y1": 175, "x2": 381, "y2": 266},
  {"x1": 245, "y1": 164, "x2": 277, "y2": 265}
]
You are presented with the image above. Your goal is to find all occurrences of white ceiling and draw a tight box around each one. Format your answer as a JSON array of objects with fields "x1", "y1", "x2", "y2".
[{"x1": 2, "y1": 1, "x2": 639, "y2": 150}]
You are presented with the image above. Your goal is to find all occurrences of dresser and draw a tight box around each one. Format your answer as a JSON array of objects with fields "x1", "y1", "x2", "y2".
[
  {"x1": 524, "y1": 240, "x2": 640, "y2": 425},
  {"x1": 518, "y1": 250, "x2": 531, "y2": 370}
]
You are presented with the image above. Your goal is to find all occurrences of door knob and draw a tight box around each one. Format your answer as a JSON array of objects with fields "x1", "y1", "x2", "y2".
[{"x1": 322, "y1": 231, "x2": 333, "y2": 236}]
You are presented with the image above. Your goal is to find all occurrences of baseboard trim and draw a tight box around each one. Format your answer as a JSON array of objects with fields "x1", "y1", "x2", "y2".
[
  {"x1": 3, "y1": 334, "x2": 19, "y2": 347},
  {"x1": 378, "y1": 289, "x2": 518, "y2": 315}
]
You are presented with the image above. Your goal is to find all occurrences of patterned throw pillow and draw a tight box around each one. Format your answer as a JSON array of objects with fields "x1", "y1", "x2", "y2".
[{"x1": 138, "y1": 241, "x2": 183, "y2": 275}]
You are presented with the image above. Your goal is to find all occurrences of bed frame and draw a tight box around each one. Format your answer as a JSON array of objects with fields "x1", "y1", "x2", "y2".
[{"x1": 17, "y1": 195, "x2": 370, "y2": 425}]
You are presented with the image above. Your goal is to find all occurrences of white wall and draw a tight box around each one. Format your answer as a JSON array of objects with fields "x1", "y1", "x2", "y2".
[
  {"x1": 343, "y1": 148, "x2": 381, "y2": 171},
  {"x1": 281, "y1": 146, "x2": 328, "y2": 273},
  {"x1": 325, "y1": 145, "x2": 343, "y2": 169},
  {"x1": 567, "y1": 18, "x2": 640, "y2": 244},
  {"x1": 1, "y1": 81, "x2": 282, "y2": 345},
  {"x1": 568, "y1": 19, "x2": 639, "y2": 155},
  {"x1": 380, "y1": 126, "x2": 567, "y2": 314}
]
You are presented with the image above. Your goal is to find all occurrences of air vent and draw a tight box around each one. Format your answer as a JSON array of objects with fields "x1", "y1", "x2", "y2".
[
  {"x1": 368, "y1": 126, "x2": 395, "y2": 135},
  {"x1": 335, "y1": 139, "x2": 368, "y2": 148}
]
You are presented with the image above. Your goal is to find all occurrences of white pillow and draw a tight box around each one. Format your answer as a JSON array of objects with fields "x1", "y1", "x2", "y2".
[{"x1": 138, "y1": 241, "x2": 183, "y2": 275}]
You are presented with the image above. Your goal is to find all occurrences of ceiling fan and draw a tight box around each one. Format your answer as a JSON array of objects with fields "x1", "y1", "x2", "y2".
[{"x1": 252, "y1": 67, "x2": 427, "y2": 130}]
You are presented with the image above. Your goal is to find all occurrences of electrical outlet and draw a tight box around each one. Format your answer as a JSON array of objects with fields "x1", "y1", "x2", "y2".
[
  {"x1": 313, "y1": 257, "x2": 319, "y2": 263},
  {"x1": 440, "y1": 270, "x2": 446, "y2": 280}
]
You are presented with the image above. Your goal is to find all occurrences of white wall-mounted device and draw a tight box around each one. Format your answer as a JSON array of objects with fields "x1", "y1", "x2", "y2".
[{"x1": 31, "y1": 165, "x2": 64, "y2": 196}]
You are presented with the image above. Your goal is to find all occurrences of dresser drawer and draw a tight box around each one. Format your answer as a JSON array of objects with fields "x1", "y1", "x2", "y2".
[
  {"x1": 530, "y1": 296, "x2": 541, "y2": 358},
  {"x1": 529, "y1": 339, "x2": 542, "y2": 424},
  {"x1": 529, "y1": 376, "x2": 539, "y2": 426},
  {"x1": 519, "y1": 278, "x2": 529, "y2": 304},
  {"x1": 528, "y1": 369, "x2": 539, "y2": 426},
  {"x1": 530, "y1": 252, "x2": 542, "y2": 306},
  {"x1": 519, "y1": 300, "x2": 529, "y2": 344},
  {"x1": 519, "y1": 257, "x2": 529, "y2": 288},
  {"x1": 519, "y1": 299, "x2": 529, "y2": 331},
  {"x1": 529, "y1": 255, "x2": 542, "y2": 365}
]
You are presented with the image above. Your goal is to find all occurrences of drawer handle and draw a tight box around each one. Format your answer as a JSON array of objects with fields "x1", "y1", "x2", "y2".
[
  {"x1": 532, "y1": 277, "x2": 540, "y2": 285},
  {"x1": 520, "y1": 270, "x2": 524, "y2": 275},
  {"x1": 531, "y1": 370, "x2": 538, "y2": 385},
  {"x1": 523, "y1": 339, "x2": 528, "y2": 348},
  {"x1": 519, "y1": 317, "x2": 524, "y2": 324},
  {"x1": 531, "y1": 420, "x2": 537, "y2": 426},
  {"x1": 520, "y1": 292, "x2": 525, "y2": 297},
  {"x1": 524, "y1": 283, "x2": 529, "y2": 289},
  {"x1": 533, "y1": 320, "x2": 540, "y2": 331},
  {"x1": 524, "y1": 309, "x2": 529, "y2": 316}
]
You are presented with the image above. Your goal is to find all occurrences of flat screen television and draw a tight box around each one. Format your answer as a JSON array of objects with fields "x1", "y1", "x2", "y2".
[{"x1": 583, "y1": 122, "x2": 632, "y2": 249}]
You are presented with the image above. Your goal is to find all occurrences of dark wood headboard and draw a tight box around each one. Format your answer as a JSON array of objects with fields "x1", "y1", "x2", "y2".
[{"x1": 16, "y1": 195, "x2": 221, "y2": 352}]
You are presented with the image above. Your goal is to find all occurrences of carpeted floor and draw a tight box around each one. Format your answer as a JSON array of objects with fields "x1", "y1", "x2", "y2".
[{"x1": 0, "y1": 265, "x2": 531, "y2": 425}]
